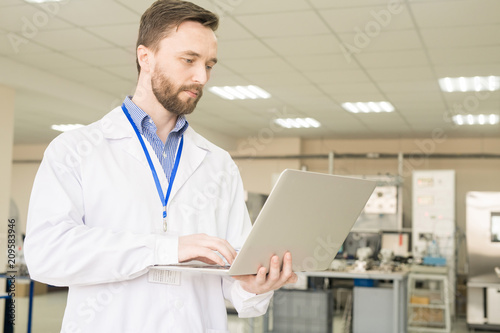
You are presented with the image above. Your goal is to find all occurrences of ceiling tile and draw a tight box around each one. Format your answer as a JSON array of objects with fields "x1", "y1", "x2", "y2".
[
  {"x1": 319, "y1": 5, "x2": 414, "y2": 33},
  {"x1": 263, "y1": 34, "x2": 341, "y2": 57},
  {"x1": 396, "y1": 105, "x2": 448, "y2": 116},
  {"x1": 303, "y1": 69, "x2": 371, "y2": 84},
  {"x1": 357, "y1": 49, "x2": 429, "y2": 68},
  {"x1": 35, "y1": 28, "x2": 113, "y2": 51},
  {"x1": 57, "y1": 0, "x2": 139, "y2": 26},
  {"x1": 208, "y1": 72, "x2": 249, "y2": 86},
  {"x1": 0, "y1": 1, "x2": 26, "y2": 6},
  {"x1": 310, "y1": 0, "x2": 389, "y2": 9},
  {"x1": 266, "y1": 84, "x2": 325, "y2": 100},
  {"x1": 4, "y1": 0, "x2": 500, "y2": 144},
  {"x1": 235, "y1": 11, "x2": 329, "y2": 38},
  {"x1": 222, "y1": 56, "x2": 295, "y2": 74},
  {"x1": 428, "y1": 47, "x2": 500, "y2": 66},
  {"x1": 411, "y1": 0, "x2": 500, "y2": 28},
  {"x1": 337, "y1": 29, "x2": 422, "y2": 52},
  {"x1": 86, "y1": 23, "x2": 139, "y2": 48},
  {"x1": 242, "y1": 71, "x2": 311, "y2": 86},
  {"x1": 366, "y1": 66, "x2": 435, "y2": 82},
  {"x1": 218, "y1": 39, "x2": 275, "y2": 59},
  {"x1": 434, "y1": 64, "x2": 500, "y2": 78},
  {"x1": 113, "y1": 0, "x2": 155, "y2": 15},
  {"x1": 421, "y1": 25, "x2": 500, "y2": 49},
  {"x1": 286, "y1": 96, "x2": 338, "y2": 113},
  {"x1": 216, "y1": 16, "x2": 253, "y2": 41},
  {"x1": 49, "y1": 66, "x2": 125, "y2": 83},
  {"x1": 104, "y1": 64, "x2": 138, "y2": 81},
  {"x1": 321, "y1": 82, "x2": 380, "y2": 95},
  {"x1": 385, "y1": 92, "x2": 445, "y2": 103},
  {"x1": 15, "y1": 51, "x2": 86, "y2": 69},
  {"x1": 285, "y1": 54, "x2": 360, "y2": 71},
  {"x1": 0, "y1": 36, "x2": 50, "y2": 56},
  {"x1": 378, "y1": 80, "x2": 440, "y2": 93},
  {"x1": 89, "y1": 78, "x2": 136, "y2": 96},
  {"x1": 64, "y1": 47, "x2": 135, "y2": 67},
  {"x1": 332, "y1": 92, "x2": 387, "y2": 102},
  {"x1": 231, "y1": 0, "x2": 311, "y2": 15},
  {"x1": 0, "y1": 4, "x2": 73, "y2": 31}
]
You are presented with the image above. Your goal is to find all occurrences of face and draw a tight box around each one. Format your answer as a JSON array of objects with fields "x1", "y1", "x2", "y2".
[{"x1": 149, "y1": 21, "x2": 218, "y2": 116}]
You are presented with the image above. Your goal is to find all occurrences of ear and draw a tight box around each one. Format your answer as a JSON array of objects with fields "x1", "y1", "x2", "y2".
[{"x1": 137, "y1": 45, "x2": 152, "y2": 73}]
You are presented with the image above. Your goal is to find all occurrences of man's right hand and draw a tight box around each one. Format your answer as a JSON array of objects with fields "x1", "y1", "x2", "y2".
[{"x1": 178, "y1": 234, "x2": 237, "y2": 266}]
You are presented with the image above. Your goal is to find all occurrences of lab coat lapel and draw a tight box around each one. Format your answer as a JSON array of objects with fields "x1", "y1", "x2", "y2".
[
  {"x1": 102, "y1": 107, "x2": 153, "y2": 171},
  {"x1": 168, "y1": 128, "x2": 208, "y2": 202}
]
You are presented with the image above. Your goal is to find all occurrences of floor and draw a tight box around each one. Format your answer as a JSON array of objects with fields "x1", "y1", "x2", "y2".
[{"x1": 9, "y1": 289, "x2": 500, "y2": 333}]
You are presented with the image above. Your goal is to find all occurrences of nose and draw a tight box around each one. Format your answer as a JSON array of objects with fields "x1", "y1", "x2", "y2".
[{"x1": 191, "y1": 63, "x2": 209, "y2": 86}]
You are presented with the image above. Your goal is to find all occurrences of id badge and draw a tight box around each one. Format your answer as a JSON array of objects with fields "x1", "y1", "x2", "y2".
[{"x1": 148, "y1": 268, "x2": 181, "y2": 286}]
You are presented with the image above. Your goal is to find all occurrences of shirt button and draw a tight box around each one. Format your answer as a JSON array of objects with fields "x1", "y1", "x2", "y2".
[
  {"x1": 162, "y1": 152, "x2": 167, "y2": 158},
  {"x1": 149, "y1": 119, "x2": 153, "y2": 124}
]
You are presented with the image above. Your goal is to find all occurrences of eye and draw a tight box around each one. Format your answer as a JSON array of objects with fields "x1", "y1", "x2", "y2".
[
  {"x1": 184, "y1": 58, "x2": 193, "y2": 64},
  {"x1": 206, "y1": 65, "x2": 213, "y2": 70}
]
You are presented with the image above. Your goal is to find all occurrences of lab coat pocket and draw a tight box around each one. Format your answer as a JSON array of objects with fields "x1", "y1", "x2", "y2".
[{"x1": 170, "y1": 198, "x2": 218, "y2": 235}]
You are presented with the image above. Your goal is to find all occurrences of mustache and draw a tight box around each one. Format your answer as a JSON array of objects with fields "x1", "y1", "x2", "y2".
[{"x1": 180, "y1": 84, "x2": 203, "y2": 95}]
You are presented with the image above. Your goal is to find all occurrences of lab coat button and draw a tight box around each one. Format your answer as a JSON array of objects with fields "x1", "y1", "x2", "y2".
[{"x1": 175, "y1": 299, "x2": 184, "y2": 309}]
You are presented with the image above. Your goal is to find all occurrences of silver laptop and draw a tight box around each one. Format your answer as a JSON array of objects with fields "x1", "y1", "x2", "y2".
[{"x1": 154, "y1": 169, "x2": 376, "y2": 275}]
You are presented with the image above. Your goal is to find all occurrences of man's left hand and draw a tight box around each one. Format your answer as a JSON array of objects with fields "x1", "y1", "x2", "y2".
[{"x1": 232, "y1": 252, "x2": 298, "y2": 294}]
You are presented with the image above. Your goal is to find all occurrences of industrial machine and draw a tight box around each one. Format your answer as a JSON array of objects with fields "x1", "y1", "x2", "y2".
[{"x1": 466, "y1": 192, "x2": 500, "y2": 330}]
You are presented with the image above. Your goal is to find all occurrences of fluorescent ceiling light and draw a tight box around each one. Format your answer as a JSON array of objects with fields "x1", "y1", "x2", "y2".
[
  {"x1": 208, "y1": 85, "x2": 271, "y2": 100},
  {"x1": 274, "y1": 118, "x2": 321, "y2": 129},
  {"x1": 452, "y1": 114, "x2": 499, "y2": 126},
  {"x1": 51, "y1": 124, "x2": 85, "y2": 132},
  {"x1": 342, "y1": 101, "x2": 395, "y2": 113},
  {"x1": 439, "y1": 76, "x2": 500, "y2": 92},
  {"x1": 24, "y1": 0, "x2": 64, "y2": 3}
]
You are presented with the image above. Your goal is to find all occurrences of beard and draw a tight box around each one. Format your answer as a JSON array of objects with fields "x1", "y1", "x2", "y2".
[{"x1": 151, "y1": 70, "x2": 203, "y2": 116}]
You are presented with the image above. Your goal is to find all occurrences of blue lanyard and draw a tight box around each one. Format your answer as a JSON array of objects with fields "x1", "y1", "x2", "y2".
[{"x1": 121, "y1": 104, "x2": 184, "y2": 232}]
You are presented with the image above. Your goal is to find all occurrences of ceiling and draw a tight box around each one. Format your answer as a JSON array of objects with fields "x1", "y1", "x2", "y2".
[{"x1": 1, "y1": 0, "x2": 499, "y2": 145}]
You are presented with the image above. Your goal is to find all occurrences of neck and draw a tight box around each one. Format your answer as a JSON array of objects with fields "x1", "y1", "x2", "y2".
[{"x1": 132, "y1": 80, "x2": 177, "y2": 143}]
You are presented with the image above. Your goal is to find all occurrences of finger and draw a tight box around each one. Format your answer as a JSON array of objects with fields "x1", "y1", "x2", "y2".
[
  {"x1": 198, "y1": 248, "x2": 225, "y2": 266},
  {"x1": 255, "y1": 266, "x2": 267, "y2": 286},
  {"x1": 216, "y1": 239, "x2": 237, "y2": 264},
  {"x1": 202, "y1": 236, "x2": 237, "y2": 265},
  {"x1": 193, "y1": 256, "x2": 219, "y2": 265},
  {"x1": 280, "y1": 252, "x2": 294, "y2": 283},
  {"x1": 267, "y1": 255, "x2": 281, "y2": 285},
  {"x1": 286, "y1": 273, "x2": 298, "y2": 284}
]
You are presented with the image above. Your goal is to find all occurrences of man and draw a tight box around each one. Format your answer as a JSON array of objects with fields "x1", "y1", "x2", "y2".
[{"x1": 24, "y1": 1, "x2": 297, "y2": 332}]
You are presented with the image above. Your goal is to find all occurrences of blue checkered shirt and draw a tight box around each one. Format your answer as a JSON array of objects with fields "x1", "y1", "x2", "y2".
[{"x1": 123, "y1": 96, "x2": 188, "y2": 181}]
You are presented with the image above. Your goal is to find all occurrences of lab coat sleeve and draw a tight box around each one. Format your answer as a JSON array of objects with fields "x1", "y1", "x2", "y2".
[
  {"x1": 24, "y1": 136, "x2": 179, "y2": 287},
  {"x1": 223, "y1": 278, "x2": 273, "y2": 318},
  {"x1": 220, "y1": 162, "x2": 273, "y2": 317}
]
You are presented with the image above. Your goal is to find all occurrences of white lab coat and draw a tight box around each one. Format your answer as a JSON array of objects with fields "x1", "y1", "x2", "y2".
[{"x1": 24, "y1": 107, "x2": 273, "y2": 333}]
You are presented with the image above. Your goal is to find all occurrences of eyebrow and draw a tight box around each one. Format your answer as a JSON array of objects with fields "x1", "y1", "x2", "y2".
[{"x1": 181, "y1": 50, "x2": 218, "y2": 64}]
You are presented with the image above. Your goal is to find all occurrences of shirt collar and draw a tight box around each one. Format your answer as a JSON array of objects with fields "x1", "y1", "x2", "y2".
[{"x1": 123, "y1": 96, "x2": 189, "y2": 136}]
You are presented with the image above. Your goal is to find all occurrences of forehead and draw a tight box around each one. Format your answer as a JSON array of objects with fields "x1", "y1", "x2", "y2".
[{"x1": 158, "y1": 21, "x2": 217, "y2": 56}]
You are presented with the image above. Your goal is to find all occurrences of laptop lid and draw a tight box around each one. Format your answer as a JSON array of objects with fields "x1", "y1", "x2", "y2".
[
  {"x1": 155, "y1": 169, "x2": 376, "y2": 275},
  {"x1": 227, "y1": 169, "x2": 377, "y2": 275}
]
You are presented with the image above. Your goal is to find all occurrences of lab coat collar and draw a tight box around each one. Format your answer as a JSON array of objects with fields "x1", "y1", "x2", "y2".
[
  {"x1": 101, "y1": 107, "x2": 210, "y2": 152},
  {"x1": 100, "y1": 106, "x2": 211, "y2": 201}
]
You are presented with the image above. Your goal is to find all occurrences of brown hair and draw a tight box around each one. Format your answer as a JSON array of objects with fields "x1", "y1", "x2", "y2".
[{"x1": 136, "y1": 0, "x2": 219, "y2": 73}]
